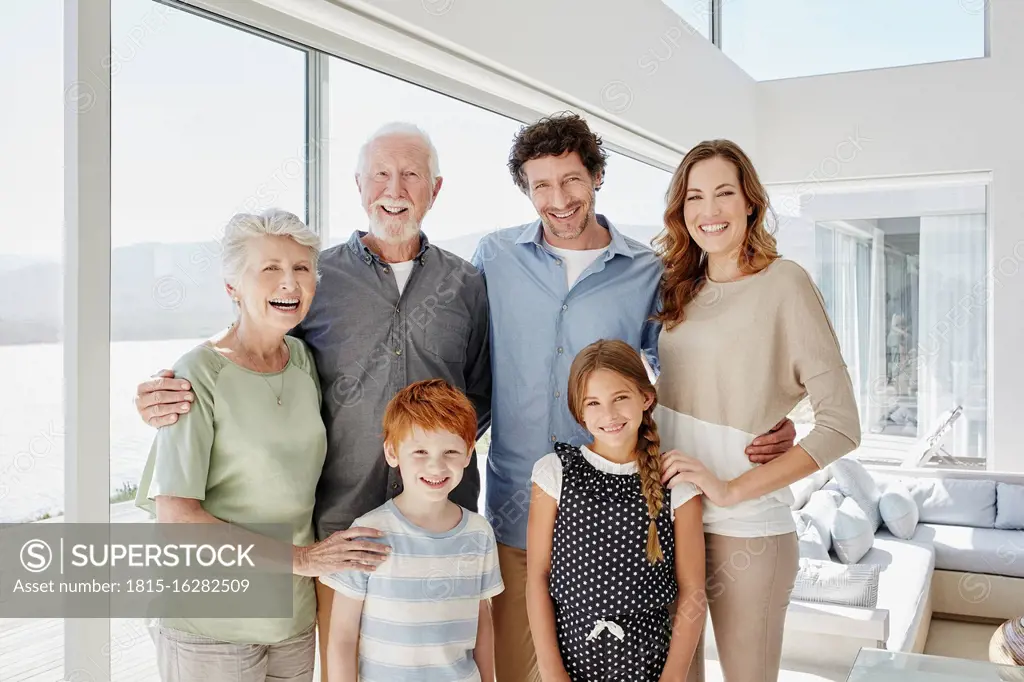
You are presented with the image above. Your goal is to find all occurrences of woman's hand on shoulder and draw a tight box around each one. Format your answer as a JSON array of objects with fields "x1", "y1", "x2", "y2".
[
  {"x1": 295, "y1": 526, "x2": 392, "y2": 577},
  {"x1": 661, "y1": 449, "x2": 738, "y2": 507}
]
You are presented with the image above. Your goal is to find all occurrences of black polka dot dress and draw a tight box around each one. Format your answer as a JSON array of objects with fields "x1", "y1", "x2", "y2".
[{"x1": 548, "y1": 443, "x2": 678, "y2": 681}]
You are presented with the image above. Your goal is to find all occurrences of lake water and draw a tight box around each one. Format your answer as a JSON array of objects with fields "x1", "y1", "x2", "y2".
[
  {"x1": 1, "y1": 337, "x2": 493, "y2": 524},
  {"x1": 0, "y1": 338, "x2": 208, "y2": 523}
]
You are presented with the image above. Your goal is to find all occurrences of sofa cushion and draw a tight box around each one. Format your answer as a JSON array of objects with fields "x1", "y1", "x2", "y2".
[
  {"x1": 790, "y1": 467, "x2": 831, "y2": 511},
  {"x1": 794, "y1": 510, "x2": 830, "y2": 560},
  {"x1": 802, "y1": 489, "x2": 843, "y2": 553},
  {"x1": 862, "y1": 531, "x2": 936, "y2": 652},
  {"x1": 913, "y1": 523, "x2": 1024, "y2": 578},
  {"x1": 831, "y1": 459, "x2": 882, "y2": 531},
  {"x1": 879, "y1": 481, "x2": 920, "y2": 540},
  {"x1": 995, "y1": 482, "x2": 1024, "y2": 530},
  {"x1": 906, "y1": 478, "x2": 997, "y2": 528},
  {"x1": 792, "y1": 558, "x2": 881, "y2": 608},
  {"x1": 832, "y1": 496, "x2": 874, "y2": 564}
]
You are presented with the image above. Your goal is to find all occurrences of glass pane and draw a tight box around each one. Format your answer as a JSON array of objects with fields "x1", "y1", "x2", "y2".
[
  {"x1": 777, "y1": 184, "x2": 988, "y2": 466},
  {"x1": 1, "y1": 0, "x2": 64, "y2": 677},
  {"x1": 723, "y1": 0, "x2": 986, "y2": 81},
  {"x1": 597, "y1": 152, "x2": 672, "y2": 247},
  {"x1": 326, "y1": 57, "x2": 534, "y2": 258},
  {"x1": 108, "y1": 0, "x2": 307, "y2": 678},
  {"x1": 660, "y1": 0, "x2": 712, "y2": 39}
]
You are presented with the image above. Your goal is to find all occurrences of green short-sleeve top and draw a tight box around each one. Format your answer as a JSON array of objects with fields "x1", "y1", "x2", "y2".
[{"x1": 136, "y1": 334, "x2": 328, "y2": 645}]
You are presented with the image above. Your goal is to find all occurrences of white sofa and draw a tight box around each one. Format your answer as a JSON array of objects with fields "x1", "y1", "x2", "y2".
[{"x1": 780, "y1": 465, "x2": 1024, "y2": 670}]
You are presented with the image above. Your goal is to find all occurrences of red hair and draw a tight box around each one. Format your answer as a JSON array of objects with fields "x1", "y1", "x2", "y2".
[{"x1": 382, "y1": 379, "x2": 478, "y2": 452}]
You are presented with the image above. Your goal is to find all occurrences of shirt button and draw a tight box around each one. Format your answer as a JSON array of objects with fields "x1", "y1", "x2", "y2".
[
  {"x1": 395, "y1": 349, "x2": 402, "y2": 356},
  {"x1": 391, "y1": 482, "x2": 399, "y2": 490},
  {"x1": 555, "y1": 259, "x2": 562, "y2": 266},
  {"x1": 551, "y1": 435, "x2": 557, "y2": 442},
  {"x1": 562, "y1": 304, "x2": 568, "y2": 311},
  {"x1": 383, "y1": 266, "x2": 390, "y2": 273},
  {"x1": 554, "y1": 390, "x2": 560, "y2": 397},
  {"x1": 557, "y1": 347, "x2": 563, "y2": 354}
]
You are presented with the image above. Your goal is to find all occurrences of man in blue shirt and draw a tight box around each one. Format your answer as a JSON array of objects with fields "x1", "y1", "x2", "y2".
[{"x1": 472, "y1": 112, "x2": 796, "y2": 682}]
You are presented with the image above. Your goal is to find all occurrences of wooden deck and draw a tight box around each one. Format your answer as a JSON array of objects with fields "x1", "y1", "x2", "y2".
[
  {"x1": 1, "y1": 504, "x2": 161, "y2": 681},
  {"x1": 0, "y1": 618, "x2": 160, "y2": 682}
]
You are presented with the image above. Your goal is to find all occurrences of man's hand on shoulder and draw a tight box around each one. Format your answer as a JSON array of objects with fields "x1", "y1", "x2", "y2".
[
  {"x1": 745, "y1": 417, "x2": 797, "y2": 463},
  {"x1": 135, "y1": 369, "x2": 194, "y2": 428}
]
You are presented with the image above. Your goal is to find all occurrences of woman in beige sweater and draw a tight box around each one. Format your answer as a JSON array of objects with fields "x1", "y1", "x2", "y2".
[{"x1": 652, "y1": 140, "x2": 862, "y2": 682}]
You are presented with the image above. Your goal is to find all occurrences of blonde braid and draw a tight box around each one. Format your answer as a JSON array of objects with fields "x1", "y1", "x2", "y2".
[{"x1": 636, "y1": 408, "x2": 665, "y2": 564}]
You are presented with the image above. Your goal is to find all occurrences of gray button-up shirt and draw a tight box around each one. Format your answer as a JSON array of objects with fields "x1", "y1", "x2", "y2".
[{"x1": 294, "y1": 230, "x2": 491, "y2": 540}]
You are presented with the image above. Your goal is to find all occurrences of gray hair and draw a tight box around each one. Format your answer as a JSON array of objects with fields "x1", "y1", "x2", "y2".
[
  {"x1": 221, "y1": 208, "x2": 321, "y2": 288},
  {"x1": 356, "y1": 122, "x2": 440, "y2": 183}
]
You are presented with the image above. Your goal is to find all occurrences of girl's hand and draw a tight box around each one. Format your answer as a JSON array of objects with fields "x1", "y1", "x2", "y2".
[{"x1": 661, "y1": 450, "x2": 738, "y2": 507}]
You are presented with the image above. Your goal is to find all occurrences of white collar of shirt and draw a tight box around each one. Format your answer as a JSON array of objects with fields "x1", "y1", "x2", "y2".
[{"x1": 579, "y1": 445, "x2": 638, "y2": 475}]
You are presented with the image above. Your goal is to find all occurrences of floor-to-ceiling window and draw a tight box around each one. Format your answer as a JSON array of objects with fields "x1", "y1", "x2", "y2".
[
  {"x1": 107, "y1": 1, "x2": 308, "y2": 678},
  {"x1": 775, "y1": 182, "x2": 989, "y2": 467},
  {"x1": 5, "y1": 0, "x2": 678, "y2": 677},
  {"x1": 0, "y1": 0, "x2": 65, "y2": 675}
]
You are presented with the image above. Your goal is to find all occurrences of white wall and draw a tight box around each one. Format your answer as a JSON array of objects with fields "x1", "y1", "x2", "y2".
[
  {"x1": 755, "y1": 0, "x2": 1024, "y2": 472},
  {"x1": 330, "y1": 0, "x2": 757, "y2": 158}
]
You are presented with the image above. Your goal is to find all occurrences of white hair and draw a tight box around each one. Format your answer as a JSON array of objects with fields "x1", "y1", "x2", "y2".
[
  {"x1": 220, "y1": 208, "x2": 321, "y2": 288},
  {"x1": 356, "y1": 122, "x2": 441, "y2": 182}
]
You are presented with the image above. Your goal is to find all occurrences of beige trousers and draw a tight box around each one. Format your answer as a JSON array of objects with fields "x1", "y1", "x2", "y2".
[
  {"x1": 150, "y1": 623, "x2": 315, "y2": 682},
  {"x1": 493, "y1": 543, "x2": 543, "y2": 682},
  {"x1": 686, "y1": 532, "x2": 799, "y2": 682}
]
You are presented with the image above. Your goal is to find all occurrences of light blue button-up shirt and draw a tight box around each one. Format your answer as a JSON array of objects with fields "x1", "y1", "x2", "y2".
[{"x1": 471, "y1": 215, "x2": 664, "y2": 550}]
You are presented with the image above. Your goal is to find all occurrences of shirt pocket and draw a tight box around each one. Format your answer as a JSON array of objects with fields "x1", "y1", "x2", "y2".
[{"x1": 422, "y1": 310, "x2": 471, "y2": 363}]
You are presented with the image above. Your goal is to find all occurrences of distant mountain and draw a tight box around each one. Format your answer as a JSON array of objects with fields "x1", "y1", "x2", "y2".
[
  {"x1": 1, "y1": 224, "x2": 664, "y2": 345},
  {"x1": 0, "y1": 241, "x2": 233, "y2": 345}
]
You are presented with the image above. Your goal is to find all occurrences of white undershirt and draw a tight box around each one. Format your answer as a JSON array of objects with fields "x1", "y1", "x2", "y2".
[
  {"x1": 531, "y1": 445, "x2": 699, "y2": 521},
  {"x1": 389, "y1": 260, "x2": 415, "y2": 295},
  {"x1": 544, "y1": 241, "x2": 609, "y2": 288}
]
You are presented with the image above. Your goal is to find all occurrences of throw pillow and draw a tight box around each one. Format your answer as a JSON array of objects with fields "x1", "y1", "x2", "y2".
[
  {"x1": 879, "y1": 481, "x2": 920, "y2": 540},
  {"x1": 995, "y1": 482, "x2": 1024, "y2": 531},
  {"x1": 791, "y1": 558, "x2": 881, "y2": 609},
  {"x1": 802, "y1": 489, "x2": 844, "y2": 553},
  {"x1": 794, "y1": 510, "x2": 830, "y2": 561},
  {"x1": 831, "y1": 496, "x2": 875, "y2": 564},
  {"x1": 909, "y1": 478, "x2": 997, "y2": 528},
  {"x1": 831, "y1": 459, "x2": 883, "y2": 531}
]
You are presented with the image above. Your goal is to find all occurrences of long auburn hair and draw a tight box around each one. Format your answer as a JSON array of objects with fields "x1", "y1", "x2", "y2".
[
  {"x1": 653, "y1": 139, "x2": 779, "y2": 330},
  {"x1": 567, "y1": 339, "x2": 666, "y2": 564}
]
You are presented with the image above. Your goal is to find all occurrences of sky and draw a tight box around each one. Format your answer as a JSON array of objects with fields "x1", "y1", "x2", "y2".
[{"x1": 0, "y1": 0, "x2": 986, "y2": 259}]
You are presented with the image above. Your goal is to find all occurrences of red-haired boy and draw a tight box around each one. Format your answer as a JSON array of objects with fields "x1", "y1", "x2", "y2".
[{"x1": 320, "y1": 379, "x2": 503, "y2": 682}]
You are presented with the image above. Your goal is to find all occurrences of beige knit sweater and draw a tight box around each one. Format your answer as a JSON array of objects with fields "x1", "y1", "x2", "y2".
[{"x1": 654, "y1": 258, "x2": 861, "y2": 537}]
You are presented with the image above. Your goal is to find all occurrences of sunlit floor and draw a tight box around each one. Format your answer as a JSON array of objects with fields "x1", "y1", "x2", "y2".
[{"x1": 0, "y1": 617, "x2": 1002, "y2": 681}]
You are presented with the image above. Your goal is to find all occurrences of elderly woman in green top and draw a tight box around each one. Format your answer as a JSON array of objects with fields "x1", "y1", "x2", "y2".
[{"x1": 136, "y1": 209, "x2": 390, "y2": 682}]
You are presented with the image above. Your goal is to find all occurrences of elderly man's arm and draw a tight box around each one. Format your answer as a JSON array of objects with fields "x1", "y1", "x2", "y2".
[{"x1": 464, "y1": 265, "x2": 492, "y2": 437}]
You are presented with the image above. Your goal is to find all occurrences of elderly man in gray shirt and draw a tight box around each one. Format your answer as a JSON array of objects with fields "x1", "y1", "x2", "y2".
[{"x1": 134, "y1": 121, "x2": 490, "y2": 680}]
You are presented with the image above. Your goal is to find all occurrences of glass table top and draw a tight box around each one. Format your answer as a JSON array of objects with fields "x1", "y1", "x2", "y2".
[{"x1": 847, "y1": 649, "x2": 1024, "y2": 682}]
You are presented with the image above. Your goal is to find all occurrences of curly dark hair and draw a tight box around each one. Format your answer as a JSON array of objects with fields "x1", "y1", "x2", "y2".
[{"x1": 507, "y1": 111, "x2": 608, "y2": 194}]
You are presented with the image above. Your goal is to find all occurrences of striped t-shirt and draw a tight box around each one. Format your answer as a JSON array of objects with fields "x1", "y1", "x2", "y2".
[{"x1": 320, "y1": 499, "x2": 504, "y2": 682}]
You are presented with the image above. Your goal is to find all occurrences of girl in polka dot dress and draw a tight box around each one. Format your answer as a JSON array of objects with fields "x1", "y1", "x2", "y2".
[{"x1": 526, "y1": 339, "x2": 706, "y2": 682}]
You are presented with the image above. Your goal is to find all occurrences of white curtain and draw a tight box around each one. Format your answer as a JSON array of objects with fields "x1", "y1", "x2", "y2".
[
  {"x1": 864, "y1": 227, "x2": 887, "y2": 432},
  {"x1": 815, "y1": 224, "x2": 886, "y2": 431},
  {"x1": 916, "y1": 214, "x2": 987, "y2": 458},
  {"x1": 831, "y1": 230, "x2": 863, "y2": 405}
]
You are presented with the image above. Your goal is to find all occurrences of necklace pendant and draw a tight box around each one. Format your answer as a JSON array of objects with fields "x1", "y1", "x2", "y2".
[{"x1": 277, "y1": 398, "x2": 282, "y2": 406}]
